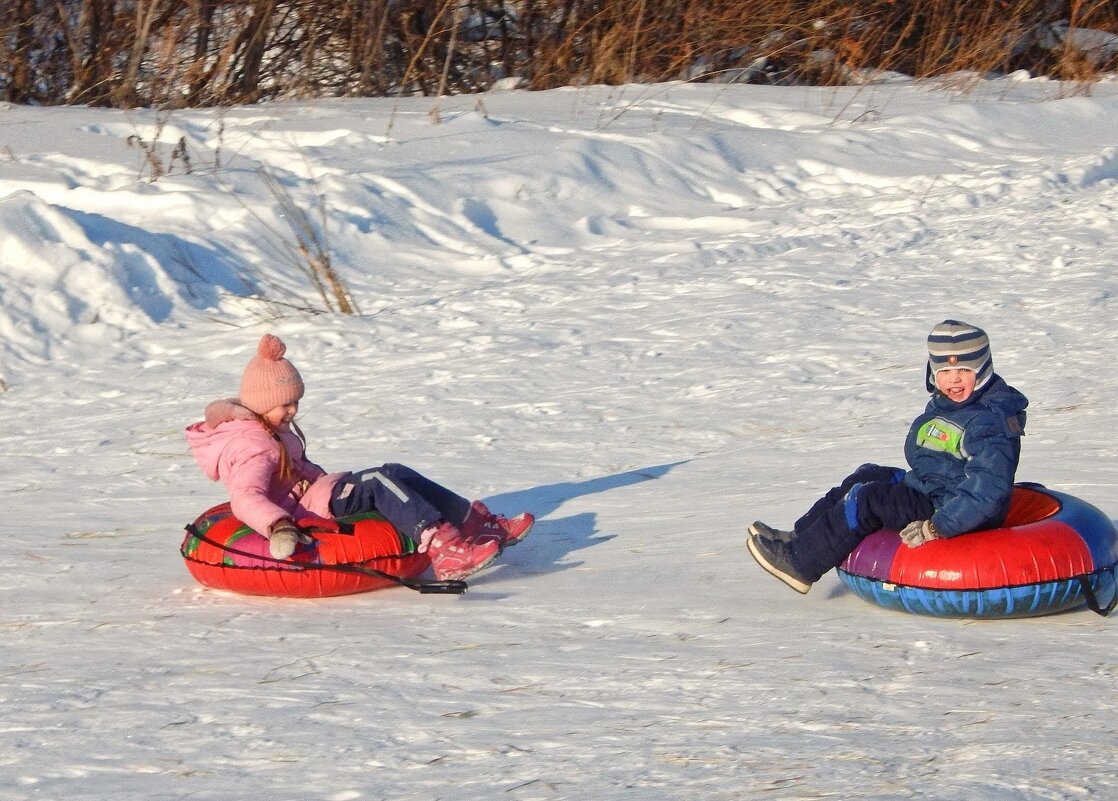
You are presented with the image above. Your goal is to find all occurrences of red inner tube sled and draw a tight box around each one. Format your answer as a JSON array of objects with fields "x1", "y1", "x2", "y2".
[
  {"x1": 838, "y1": 484, "x2": 1118, "y2": 618},
  {"x1": 181, "y1": 503, "x2": 430, "y2": 598}
]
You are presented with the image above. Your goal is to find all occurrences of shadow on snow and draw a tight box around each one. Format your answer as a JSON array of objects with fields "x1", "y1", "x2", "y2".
[{"x1": 469, "y1": 461, "x2": 688, "y2": 587}]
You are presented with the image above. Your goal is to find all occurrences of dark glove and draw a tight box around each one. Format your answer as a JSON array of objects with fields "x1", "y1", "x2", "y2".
[
  {"x1": 268, "y1": 519, "x2": 311, "y2": 559},
  {"x1": 899, "y1": 519, "x2": 941, "y2": 548}
]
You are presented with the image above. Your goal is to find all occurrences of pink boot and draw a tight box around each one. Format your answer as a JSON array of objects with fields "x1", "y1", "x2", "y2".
[
  {"x1": 424, "y1": 521, "x2": 500, "y2": 581},
  {"x1": 463, "y1": 501, "x2": 535, "y2": 551}
]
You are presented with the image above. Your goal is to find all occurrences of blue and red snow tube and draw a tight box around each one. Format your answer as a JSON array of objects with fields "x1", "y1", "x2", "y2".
[{"x1": 838, "y1": 484, "x2": 1118, "y2": 618}]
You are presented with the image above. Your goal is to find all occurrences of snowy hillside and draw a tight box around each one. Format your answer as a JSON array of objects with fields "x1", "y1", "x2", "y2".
[{"x1": 1, "y1": 77, "x2": 1117, "y2": 800}]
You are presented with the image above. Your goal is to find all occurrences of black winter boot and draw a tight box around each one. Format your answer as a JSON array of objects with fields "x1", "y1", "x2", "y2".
[
  {"x1": 748, "y1": 520, "x2": 795, "y2": 542},
  {"x1": 746, "y1": 531, "x2": 814, "y2": 594}
]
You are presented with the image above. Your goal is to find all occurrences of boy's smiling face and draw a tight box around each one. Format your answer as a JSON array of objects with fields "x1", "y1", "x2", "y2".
[{"x1": 934, "y1": 368, "x2": 977, "y2": 403}]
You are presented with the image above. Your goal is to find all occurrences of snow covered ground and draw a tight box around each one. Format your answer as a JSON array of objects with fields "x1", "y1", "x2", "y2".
[{"x1": 2, "y1": 75, "x2": 1117, "y2": 800}]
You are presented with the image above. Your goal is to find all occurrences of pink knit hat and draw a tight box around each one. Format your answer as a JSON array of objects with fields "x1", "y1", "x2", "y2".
[{"x1": 239, "y1": 334, "x2": 305, "y2": 415}]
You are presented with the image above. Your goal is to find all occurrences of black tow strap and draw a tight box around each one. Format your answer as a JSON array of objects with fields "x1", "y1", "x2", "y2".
[
  {"x1": 1078, "y1": 572, "x2": 1117, "y2": 617},
  {"x1": 182, "y1": 523, "x2": 467, "y2": 594}
]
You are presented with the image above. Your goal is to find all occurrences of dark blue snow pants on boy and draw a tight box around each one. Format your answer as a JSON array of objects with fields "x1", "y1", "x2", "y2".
[
  {"x1": 789, "y1": 463, "x2": 935, "y2": 582},
  {"x1": 328, "y1": 463, "x2": 471, "y2": 544}
]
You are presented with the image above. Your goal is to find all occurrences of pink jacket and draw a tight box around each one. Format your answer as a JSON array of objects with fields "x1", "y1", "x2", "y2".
[{"x1": 185, "y1": 399, "x2": 349, "y2": 536}]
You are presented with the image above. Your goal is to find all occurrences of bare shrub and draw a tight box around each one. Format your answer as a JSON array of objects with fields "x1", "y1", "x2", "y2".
[
  {"x1": 1, "y1": 1, "x2": 1116, "y2": 107},
  {"x1": 256, "y1": 167, "x2": 359, "y2": 316},
  {"x1": 125, "y1": 112, "x2": 193, "y2": 182}
]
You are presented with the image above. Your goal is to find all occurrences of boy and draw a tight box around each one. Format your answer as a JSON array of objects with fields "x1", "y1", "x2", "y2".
[{"x1": 747, "y1": 320, "x2": 1028, "y2": 594}]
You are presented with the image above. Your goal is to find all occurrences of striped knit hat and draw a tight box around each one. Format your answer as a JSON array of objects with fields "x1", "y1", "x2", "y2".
[{"x1": 925, "y1": 320, "x2": 993, "y2": 392}]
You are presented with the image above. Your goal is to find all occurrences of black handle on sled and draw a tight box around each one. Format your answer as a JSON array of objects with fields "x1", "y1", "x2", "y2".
[
  {"x1": 415, "y1": 579, "x2": 470, "y2": 594},
  {"x1": 1079, "y1": 574, "x2": 1117, "y2": 617}
]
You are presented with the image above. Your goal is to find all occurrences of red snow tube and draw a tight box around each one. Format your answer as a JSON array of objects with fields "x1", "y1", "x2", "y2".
[
  {"x1": 838, "y1": 485, "x2": 1118, "y2": 618},
  {"x1": 181, "y1": 503, "x2": 430, "y2": 597}
]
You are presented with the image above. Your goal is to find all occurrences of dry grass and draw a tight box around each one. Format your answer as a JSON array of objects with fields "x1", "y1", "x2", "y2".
[
  {"x1": 259, "y1": 168, "x2": 359, "y2": 316},
  {"x1": 2, "y1": 1, "x2": 1116, "y2": 108}
]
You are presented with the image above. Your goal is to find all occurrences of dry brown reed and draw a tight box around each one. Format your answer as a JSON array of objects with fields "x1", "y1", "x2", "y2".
[{"x1": 1, "y1": 1, "x2": 1115, "y2": 108}]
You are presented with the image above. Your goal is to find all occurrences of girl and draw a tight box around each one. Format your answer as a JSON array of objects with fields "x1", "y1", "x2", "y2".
[{"x1": 185, "y1": 334, "x2": 533, "y2": 581}]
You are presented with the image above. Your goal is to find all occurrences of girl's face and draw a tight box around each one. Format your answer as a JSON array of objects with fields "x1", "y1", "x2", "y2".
[
  {"x1": 263, "y1": 402, "x2": 299, "y2": 429},
  {"x1": 934, "y1": 368, "x2": 976, "y2": 403}
]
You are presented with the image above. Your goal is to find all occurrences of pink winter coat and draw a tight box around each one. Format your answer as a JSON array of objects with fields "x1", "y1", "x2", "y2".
[{"x1": 185, "y1": 399, "x2": 349, "y2": 536}]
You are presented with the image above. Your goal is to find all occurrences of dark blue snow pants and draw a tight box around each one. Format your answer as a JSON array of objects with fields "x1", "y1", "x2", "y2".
[
  {"x1": 789, "y1": 463, "x2": 934, "y2": 582},
  {"x1": 328, "y1": 463, "x2": 471, "y2": 544}
]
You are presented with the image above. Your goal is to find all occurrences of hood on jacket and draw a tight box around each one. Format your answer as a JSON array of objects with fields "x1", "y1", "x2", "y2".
[
  {"x1": 204, "y1": 398, "x2": 258, "y2": 428},
  {"x1": 186, "y1": 399, "x2": 276, "y2": 482}
]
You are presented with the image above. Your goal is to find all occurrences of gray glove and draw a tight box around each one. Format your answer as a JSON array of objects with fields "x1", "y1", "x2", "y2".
[
  {"x1": 268, "y1": 519, "x2": 310, "y2": 559},
  {"x1": 899, "y1": 519, "x2": 941, "y2": 548}
]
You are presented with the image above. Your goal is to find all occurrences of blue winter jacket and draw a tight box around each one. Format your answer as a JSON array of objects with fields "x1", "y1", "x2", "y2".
[{"x1": 902, "y1": 374, "x2": 1028, "y2": 537}]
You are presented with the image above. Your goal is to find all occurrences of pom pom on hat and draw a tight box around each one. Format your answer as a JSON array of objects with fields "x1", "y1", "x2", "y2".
[
  {"x1": 257, "y1": 333, "x2": 287, "y2": 361},
  {"x1": 239, "y1": 334, "x2": 305, "y2": 415},
  {"x1": 926, "y1": 320, "x2": 993, "y2": 392}
]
